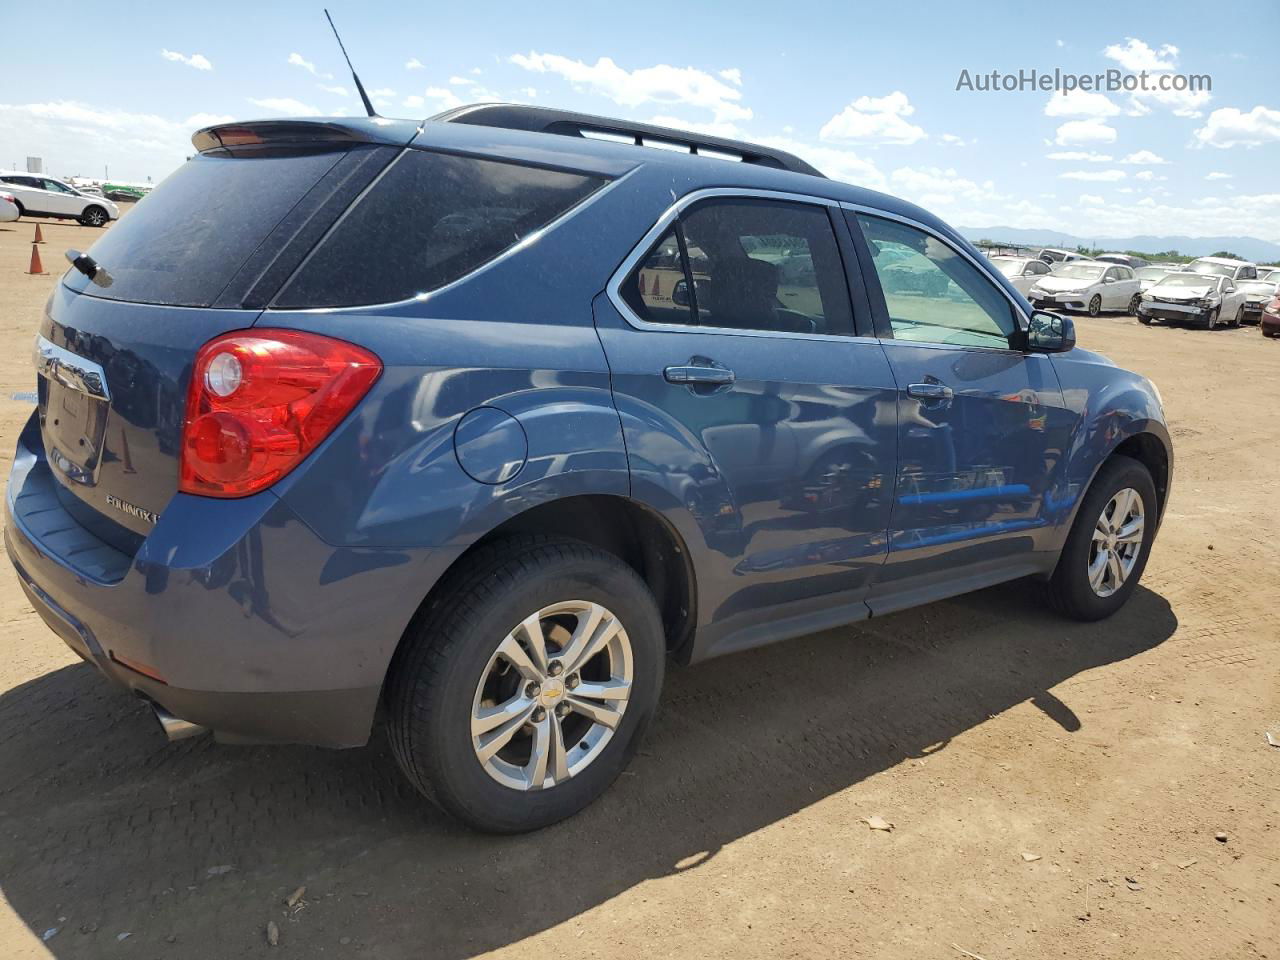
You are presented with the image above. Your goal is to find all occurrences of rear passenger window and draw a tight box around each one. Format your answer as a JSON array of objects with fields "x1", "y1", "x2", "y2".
[
  {"x1": 275, "y1": 150, "x2": 608, "y2": 308},
  {"x1": 620, "y1": 198, "x2": 854, "y2": 336}
]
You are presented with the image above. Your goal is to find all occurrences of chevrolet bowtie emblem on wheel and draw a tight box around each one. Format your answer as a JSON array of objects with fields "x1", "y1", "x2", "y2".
[{"x1": 105, "y1": 494, "x2": 158, "y2": 525}]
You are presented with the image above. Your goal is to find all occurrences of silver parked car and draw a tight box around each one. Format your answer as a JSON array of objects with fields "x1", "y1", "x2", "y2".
[
  {"x1": 1096, "y1": 253, "x2": 1150, "y2": 269},
  {"x1": 1236, "y1": 279, "x2": 1280, "y2": 325},
  {"x1": 1134, "y1": 265, "x2": 1176, "y2": 293},
  {"x1": 1184, "y1": 256, "x2": 1259, "y2": 283},
  {"x1": 1139, "y1": 272, "x2": 1246, "y2": 329},
  {"x1": 1029, "y1": 262, "x2": 1142, "y2": 317},
  {"x1": 988, "y1": 255, "x2": 1052, "y2": 296}
]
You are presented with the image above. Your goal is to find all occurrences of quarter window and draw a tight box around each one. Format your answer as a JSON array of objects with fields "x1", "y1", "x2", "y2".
[
  {"x1": 620, "y1": 197, "x2": 854, "y2": 336},
  {"x1": 276, "y1": 150, "x2": 609, "y2": 308},
  {"x1": 854, "y1": 213, "x2": 1017, "y2": 349}
]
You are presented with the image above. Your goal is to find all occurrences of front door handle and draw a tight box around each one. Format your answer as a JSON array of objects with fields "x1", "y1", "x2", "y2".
[
  {"x1": 907, "y1": 382, "x2": 954, "y2": 403},
  {"x1": 664, "y1": 364, "x2": 735, "y2": 386}
]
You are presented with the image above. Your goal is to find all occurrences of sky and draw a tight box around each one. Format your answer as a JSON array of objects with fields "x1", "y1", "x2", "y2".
[{"x1": 1, "y1": 0, "x2": 1277, "y2": 241}]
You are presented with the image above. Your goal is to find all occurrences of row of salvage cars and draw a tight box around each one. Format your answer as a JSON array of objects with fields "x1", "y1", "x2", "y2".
[{"x1": 989, "y1": 251, "x2": 1280, "y2": 335}]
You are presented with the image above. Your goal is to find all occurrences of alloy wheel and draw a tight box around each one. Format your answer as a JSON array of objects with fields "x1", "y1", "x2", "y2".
[
  {"x1": 1089, "y1": 295, "x2": 1102, "y2": 317},
  {"x1": 470, "y1": 600, "x2": 633, "y2": 791},
  {"x1": 1088, "y1": 487, "x2": 1144, "y2": 598}
]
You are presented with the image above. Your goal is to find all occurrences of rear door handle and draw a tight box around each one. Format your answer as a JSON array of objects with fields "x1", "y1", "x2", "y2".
[
  {"x1": 907, "y1": 382, "x2": 954, "y2": 402},
  {"x1": 664, "y1": 364, "x2": 735, "y2": 386}
]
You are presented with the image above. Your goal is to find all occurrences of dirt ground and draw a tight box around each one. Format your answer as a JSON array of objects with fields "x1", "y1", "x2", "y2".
[{"x1": 0, "y1": 215, "x2": 1276, "y2": 960}]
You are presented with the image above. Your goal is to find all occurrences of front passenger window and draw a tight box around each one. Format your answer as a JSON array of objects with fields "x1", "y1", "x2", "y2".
[{"x1": 854, "y1": 214, "x2": 1017, "y2": 349}]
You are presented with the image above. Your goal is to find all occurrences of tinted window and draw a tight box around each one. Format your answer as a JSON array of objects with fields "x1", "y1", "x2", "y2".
[
  {"x1": 1027, "y1": 260, "x2": 1049, "y2": 275},
  {"x1": 856, "y1": 214, "x2": 1016, "y2": 349},
  {"x1": 621, "y1": 228, "x2": 694, "y2": 325},
  {"x1": 61, "y1": 149, "x2": 349, "y2": 306},
  {"x1": 276, "y1": 150, "x2": 608, "y2": 308},
  {"x1": 679, "y1": 199, "x2": 853, "y2": 335}
]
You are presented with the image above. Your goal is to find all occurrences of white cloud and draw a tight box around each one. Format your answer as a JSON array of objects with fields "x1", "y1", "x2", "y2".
[
  {"x1": 650, "y1": 115, "x2": 743, "y2": 138},
  {"x1": 1128, "y1": 85, "x2": 1211, "y2": 118},
  {"x1": 0, "y1": 100, "x2": 194, "y2": 180},
  {"x1": 509, "y1": 52, "x2": 750, "y2": 123},
  {"x1": 521, "y1": 87, "x2": 537, "y2": 99},
  {"x1": 1134, "y1": 170, "x2": 1168, "y2": 182},
  {"x1": 471, "y1": 67, "x2": 483, "y2": 75},
  {"x1": 288, "y1": 53, "x2": 320, "y2": 76},
  {"x1": 402, "y1": 95, "x2": 425, "y2": 109},
  {"x1": 719, "y1": 68, "x2": 742, "y2": 87},
  {"x1": 755, "y1": 136, "x2": 884, "y2": 189},
  {"x1": 1079, "y1": 194, "x2": 1105, "y2": 205},
  {"x1": 161, "y1": 49, "x2": 212, "y2": 71},
  {"x1": 1046, "y1": 150, "x2": 1113, "y2": 162},
  {"x1": 405, "y1": 58, "x2": 425, "y2": 70},
  {"x1": 317, "y1": 84, "x2": 348, "y2": 97},
  {"x1": 1060, "y1": 169, "x2": 1127, "y2": 181},
  {"x1": 940, "y1": 133, "x2": 967, "y2": 146},
  {"x1": 1193, "y1": 105, "x2": 1280, "y2": 148},
  {"x1": 1056, "y1": 39, "x2": 1065, "y2": 49},
  {"x1": 1103, "y1": 38, "x2": 1179, "y2": 72},
  {"x1": 184, "y1": 112, "x2": 236, "y2": 128},
  {"x1": 889, "y1": 166, "x2": 1002, "y2": 211},
  {"x1": 1119, "y1": 150, "x2": 1168, "y2": 165},
  {"x1": 409, "y1": 87, "x2": 464, "y2": 112},
  {"x1": 1204, "y1": 171, "x2": 1232, "y2": 180},
  {"x1": 1044, "y1": 90, "x2": 1120, "y2": 118},
  {"x1": 369, "y1": 88, "x2": 396, "y2": 98},
  {"x1": 820, "y1": 91, "x2": 926, "y2": 145},
  {"x1": 1054, "y1": 119, "x2": 1117, "y2": 145},
  {"x1": 448, "y1": 76, "x2": 469, "y2": 85},
  {"x1": 248, "y1": 97, "x2": 322, "y2": 117}
]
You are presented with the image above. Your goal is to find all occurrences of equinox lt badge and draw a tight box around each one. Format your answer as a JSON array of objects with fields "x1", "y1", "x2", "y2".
[{"x1": 106, "y1": 494, "x2": 158, "y2": 525}]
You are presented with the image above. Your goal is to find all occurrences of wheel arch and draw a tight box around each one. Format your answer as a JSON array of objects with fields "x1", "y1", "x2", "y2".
[{"x1": 388, "y1": 494, "x2": 698, "y2": 688}]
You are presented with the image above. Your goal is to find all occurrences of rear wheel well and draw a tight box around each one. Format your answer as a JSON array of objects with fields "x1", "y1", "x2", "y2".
[
  {"x1": 413, "y1": 496, "x2": 696, "y2": 659},
  {"x1": 1111, "y1": 433, "x2": 1169, "y2": 517}
]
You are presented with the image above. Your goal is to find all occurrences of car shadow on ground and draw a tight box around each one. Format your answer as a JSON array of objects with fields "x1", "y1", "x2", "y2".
[{"x1": 0, "y1": 581, "x2": 1176, "y2": 958}]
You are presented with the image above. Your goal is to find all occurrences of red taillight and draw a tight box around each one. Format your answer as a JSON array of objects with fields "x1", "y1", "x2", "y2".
[{"x1": 179, "y1": 329, "x2": 381, "y2": 498}]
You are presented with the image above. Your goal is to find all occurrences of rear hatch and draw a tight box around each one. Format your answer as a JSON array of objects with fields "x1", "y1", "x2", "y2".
[{"x1": 34, "y1": 120, "x2": 411, "y2": 553}]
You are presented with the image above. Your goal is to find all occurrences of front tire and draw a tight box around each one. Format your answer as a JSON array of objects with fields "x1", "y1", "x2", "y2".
[
  {"x1": 1128, "y1": 294, "x2": 1142, "y2": 316},
  {"x1": 386, "y1": 536, "x2": 665, "y2": 833},
  {"x1": 1088, "y1": 295, "x2": 1102, "y2": 317},
  {"x1": 79, "y1": 205, "x2": 108, "y2": 227},
  {"x1": 1041, "y1": 455, "x2": 1157, "y2": 621},
  {"x1": 1204, "y1": 307, "x2": 1219, "y2": 330}
]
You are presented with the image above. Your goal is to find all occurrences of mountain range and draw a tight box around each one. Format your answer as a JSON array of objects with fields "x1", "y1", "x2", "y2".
[{"x1": 958, "y1": 227, "x2": 1280, "y2": 264}]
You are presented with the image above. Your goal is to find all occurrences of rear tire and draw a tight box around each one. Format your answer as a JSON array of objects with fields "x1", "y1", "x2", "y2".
[
  {"x1": 386, "y1": 536, "x2": 665, "y2": 833},
  {"x1": 1041, "y1": 455, "x2": 1157, "y2": 622}
]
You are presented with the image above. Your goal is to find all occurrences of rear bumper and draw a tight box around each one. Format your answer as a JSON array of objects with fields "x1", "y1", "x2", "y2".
[{"x1": 5, "y1": 415, "x2": 447, "y2": 747}]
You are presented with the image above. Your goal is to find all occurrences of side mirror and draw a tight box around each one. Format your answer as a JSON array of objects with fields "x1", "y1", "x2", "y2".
[
  {"x1": 672, "y1": 278, "x2": 709, "y2": 309},
  {"x1": 1025, "y1": 310, "x2": 1075, "y2": 353},
  {"x1": 672, "y1": 279, "x2": 690, "y2": 307}
]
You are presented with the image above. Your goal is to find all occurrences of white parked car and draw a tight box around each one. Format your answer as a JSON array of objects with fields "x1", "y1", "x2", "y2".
[
  {"x1": 1037, "y1": 247, "x2": 1092, "y2": 265},
  {"x1": 0, "y1": 171, "x2": 119, "y2": 227},
  {"x1": 988, "y1": 255, "x2": 1053, "y2": 296},
  {"x1": 0, "y1": 191, "x2": 18, "y2": 223},
  {"x1": 1138, "y1": 272, "x2": 1246, "y2": 329},
  {"x1": 1096, "y1": 253, "x2": 1150, "y2": 269},
  {"x1": 1236, "y1": 279, "x2": 1279, "y2": 325},
  {"x1": 1028, "y1": 262, "x2": 1142, "y2": 316},
  {"x1": 1184, "y1": 256, "x2": 1258, "y2": 283},
  {"x1": 1259, "y1": 268, "x2": 1280, "y2": 283}
]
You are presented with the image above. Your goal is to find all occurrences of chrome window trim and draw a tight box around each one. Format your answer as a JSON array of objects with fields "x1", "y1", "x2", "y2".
[
  {"x1": 604, "y1": 187, "x2": 877, "y2": 344},
  {"x1": 840, "y1": 202, "x2": 1033, "y2": 333}
]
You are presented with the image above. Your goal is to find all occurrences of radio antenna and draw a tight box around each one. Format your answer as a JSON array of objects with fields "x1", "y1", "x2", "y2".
[{"x1": 324, "y1": 8, "x2": 377, "y2": 117}]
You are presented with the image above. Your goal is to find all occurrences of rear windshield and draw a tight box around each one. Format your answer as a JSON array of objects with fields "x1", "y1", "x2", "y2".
[
  {"x1": 62, "y1": 149, "x2": 348, "y2": 307},
  {"x1": 273, "y1": 149, "x2": 609, "y2": 308}
]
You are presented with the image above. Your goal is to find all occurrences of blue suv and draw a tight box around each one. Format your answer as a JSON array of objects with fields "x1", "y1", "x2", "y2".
[{"x1": 5, "y1": 105, "x2": 1172, "y2": 832}]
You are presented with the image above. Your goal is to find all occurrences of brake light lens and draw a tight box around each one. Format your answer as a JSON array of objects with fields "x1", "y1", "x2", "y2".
[{"x1": 180, "y1": 329, "x2": 381, "y2": 498}]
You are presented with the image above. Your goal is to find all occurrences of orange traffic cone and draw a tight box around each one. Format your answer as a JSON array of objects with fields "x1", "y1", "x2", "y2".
[
  {"x1": 32, "y1": 223, "x2": 44, "y2": 244},
  {"x1": 26, "y1": 243, "x2": 45, "y2": 275}
]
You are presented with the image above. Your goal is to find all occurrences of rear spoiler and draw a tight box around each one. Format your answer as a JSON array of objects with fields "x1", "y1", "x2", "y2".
[{"x1": 191, "y1": 118, "x2": 420, "y2": 154}]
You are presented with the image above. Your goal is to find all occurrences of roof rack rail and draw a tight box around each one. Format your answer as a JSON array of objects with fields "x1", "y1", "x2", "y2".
[{"x1": 430, "y1": 103, "x2": 826, "y2": 178}]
